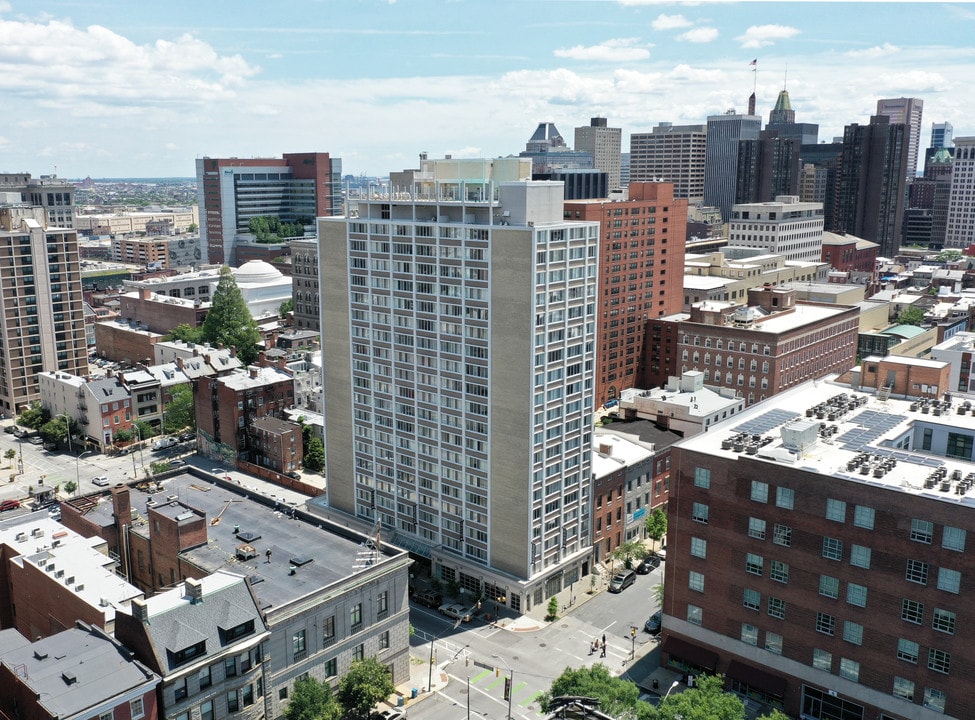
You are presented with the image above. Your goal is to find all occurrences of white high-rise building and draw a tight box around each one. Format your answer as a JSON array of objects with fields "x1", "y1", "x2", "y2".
[
  {"x1": 876, "y1": 97, "x2": 923, "y2": 180},
  {"x1": 729, "y1": 195, "x2": 825, "y2": 262},
  {"x1": 319, "y1": 158, "x2": 599, "y2": 611},
  {"x1": 944, "y1": 136, "x2": 975, "y2": 249}
]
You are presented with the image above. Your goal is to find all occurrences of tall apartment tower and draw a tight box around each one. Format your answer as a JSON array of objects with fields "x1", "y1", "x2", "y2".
[
  {"x1": 319, "y1": 158, "x2": 599, "y2": 611},
  {"x1": 705, "y1": 111, "x2": 762, "y2": 221},
  {"x1": 0, "y1": 206, "x2": 88, "y2": 415},
  {"x1": 630, "y1": 123, "x2": 707, "y2": 204},
  {"x1": 195, "y1": 152, "x2": 342, "y2": 266},
  {"x1": 0, "y1": 173, "x2": 76, "y2": 228},
  {"x1": 834, "y1": 115, "x2": 909, "y2": 257},
  {"x1": 565, "y1": 182, "x2": 688, "y2": 404},
  {"x1": 575, "y1": 117, "x2": 622, "y2": 192},
  {"x1": 876, "y1": 97, "x2": 924, "y2": 179},
  {"x1": 736, "y1": 130, "x2": 803, "y2": 204},
  {"x1": 944, "y1": 137, "x2": 975, "y2": 249}
]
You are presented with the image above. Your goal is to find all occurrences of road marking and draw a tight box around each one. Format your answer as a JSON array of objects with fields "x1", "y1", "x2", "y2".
[
  {"x1": 472, "y1": 669, "x2": 492, "y2": 682},
  {"x1": 519, "y1": 690, "x2": 542, "y2": 707}
]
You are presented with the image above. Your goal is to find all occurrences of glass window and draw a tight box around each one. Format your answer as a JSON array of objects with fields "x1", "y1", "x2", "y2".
[
  {"x1": 846, "y1": 583, "x2": 868, "y2": 608},
  {"x1": 767, "y1": 596, "x2": 786, "y2": 619},
  {"x1": 911, "y1": 518, "x2": 933, "y2": 543},
  {"x1": 816, "y1": 612, "x2": 835, "y2": 635},
  {"x1": 812, "y1": 648, "x2": 832, "y2": 671},
  {"x1": 819, "y1": 575, "x2": 839, "y2": 598},
  {"x1": 740, "y1": 623, "x2": 758, "y2": 645},
  {"x1": 751, "y1": 481, "x2": 768, "y2": 503},
  {"x1": 772, "y1": 524, "x2": 791, "y2": 547},
  {"x1": 353, "y1": 643, "x2": 365, "y2": 662},
  {"x1": 892, "y1": 677, "x2": 914, "y2": 702},
  {"x1": 200, "y1": 700, "x2": 213, "y2": 720},
  {"x1": 693, "y1": 467, "x2": 710, "y2": 488},
  {"x1": 198, "y1": 665, "x2": 212, "y2": 690},
  {"x1": 688, "y1": 571, "x2": 704, "y2": 592},
  {"x1": 945, "y1": 431, "x2": 973, "y2": 459},
  {"x1": 690, "y1": 536, "x2": 707, "y2": 558},
  {"x1": 224, "y1": 656, "x2": 237, "y2": 678},
  {"x1": 901, "y1": 599, "x2": 924, "y2": 625},
  {"x1": 923, "y1": 687, "x2": 947, "y2": 713},
  {"x1": 853, "y1": 505, "x2": 875, "y2": 529},
  {"x1": 843, "y1": 620, "x2": 863, "y2": 645},
  {"x1": 130, "y1": 699, "x2": 144, "y2": 720},
  {"x1": 839, "y1": 657, "x2": 860, "y2": 682},
  {"x1": 825, "y1": 498, "x2": 846, "y2": 522},
  {"x1": 378, "y1": 590, "x2": 389, "y2": 614},
  {"x1": 379, "y1": 630, "x2": 390, "y2": 649},
  {"x1": 227, "y1": 690, "x2": 239, "y2": 713},
  {"x1": 906, "y1": 559, "x2": 928, "y2": 584},
  {"x1": 897, "y1": 637, "x2": 920, "y2": 663},
  {"x1": 765, "y1": 631, "x2": 782, "y2": 655},
  {"x1": 770, "y1": 560, "x2": 789, "y2": 584},
  {"x1": 942, "y1": 526, "x2": 966, "y2": 552},
  {"x1": 691, "y1": 502, "x2": 709, "y2": 524},
  {"x1": 351, "y1": 602, "x2": 363, "y2": 628},
  {"x1": 743, "y1": 588, "x2": 760, "y2": 610},
  {"x1": 937, "y1": 567, "x2": 961, "y2": 593},
  {"x1": 748, "y1": 517, "x2": 766, "y2": 539},
  {"x1": 324, "y1": 658, "x2": 337, "y2": 677},
  {"x1": 933, "y1": 608, "x2": 956, "y2": 635},
  {"x1": 928, "y1": 648, "x2": 951, "y2": 674},
  {"x1": 775, "y1": 486, "x2": 794, "y2": 509},
  {"x1": 323, "y1": 615, "x2": 336, "y2": 644},
  {"x1": 850, "y1": 544, "x2": 871, "y2": 569},
  {"x1": 745, "y1": 553, "x2": 763, "y2": 576},
  {"x1": 292, "y1": 629, "x2": 306, "y2": 657},
  {"x1": 822, "y1": 536, "x2": 843, "y2": 561},
  {"x1": 687, "y1": 604, "x2": 702, "y2": 625}
]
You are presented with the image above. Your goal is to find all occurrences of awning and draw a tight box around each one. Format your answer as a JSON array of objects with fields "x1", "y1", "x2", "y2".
[
  {"x1": 660, "y1": 635, "x2": 718, "y2": 671},
  {"x1": 726, "y1": 660, "x2": 787, "y2": 698}
]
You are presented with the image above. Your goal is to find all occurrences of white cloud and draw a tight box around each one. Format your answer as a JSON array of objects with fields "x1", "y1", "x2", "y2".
[
  {"x1": 651, "y1": 13, "x2": 692, "y2": 31},
  {"x1": 0, "y1": 2, "x2": 10, "y2": 13},
  {"x1": 736, "y1": 24, "x2": 800, "y2": 49},
  {"x1": 554, "y1": 38, "x2": 650, "y2": 62},
  {"x1": 678, "y1": 27, "x2": 718, "y2": 44},
  {"x1": 845, "y1": 42, "x2": 899, "y2": 59},
  {"x1": 0, "y1": 135, "x2": 8, "y2": 147}
]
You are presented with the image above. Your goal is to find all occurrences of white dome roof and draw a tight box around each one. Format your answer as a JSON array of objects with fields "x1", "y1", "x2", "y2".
[{"x1": 233, "y1": 259, "x2": 283, "y2": 285}]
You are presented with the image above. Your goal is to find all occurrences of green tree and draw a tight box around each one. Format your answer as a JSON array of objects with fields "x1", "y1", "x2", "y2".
[
  {"x1": 279, "y1": 298, "x2": 294, "y2": 317},
  {"x1": 4, "y1": 448, "x2": 16, "y2": 467},
  {"x1": 652, "y1": 582, "x2": 665, "y2": 608},
  {"x1": 756, "y1": 710, "x2": 791, "y2": 720},
  {"x1": 539, "y1": 664, "x2": 653, "y2": 720},
  {"x1": 135, "y1": 419, "x2": 156, "y2": 441},
  {"x1": 187, "y1": 223, "x2": 198, "y2": 233},
  {"x1": 611, "y1": 539, "x2": 649, "y2": 569},
  {"x1": 163, "y1": 384, "x2": 195, "y2": 434},
  {"x1": 63, "y1": 480, "x2": 77, "y2": 495},
  {"x1": 337, "y1": 657, "x2": 395, "y2": 720},
  {"x1": 285, "y1": 676, "x2": 342, "y2": 720},
  {"x1": 645, "y1": 507, "x2": 668, "y2": 550},
  {"x1": 896, "y1": 306, "x2": 925, "y2": 326},
  {"x1": 546, "y1": 596, "x2": 559, "y2": 621},
  {"x1": 200, "y1": 265, "x2": 261, "y2": 364},
  {"x1": 657, "y1": 674, "x2": 745, "y2": 720},
  {"x1": 113, "y1": 428, "x2": 134, "y2": 444},
  {"x1": 17, "y1": 402, "x2": 50, "y2": 430},
  {"x1": 40, "y1": 414, "x2": 77, "y2": 444},
  {"x1": 934, "y1": 249, "x2": 963, "y2": 263},
  {"x1": 164, "y1": 323, "x2": 204, "y2": 344},
  {"x1": 303, "y1": 437, "x2": 325, "y2": 472}
]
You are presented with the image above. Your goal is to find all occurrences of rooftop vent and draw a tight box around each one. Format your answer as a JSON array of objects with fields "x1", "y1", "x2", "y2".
[
  {"x1": 61, "y1": 670, "x2": 77, "y2": 685},
  {"x1": 290, "y1": 556, "x2": 314, "y2": 567}
]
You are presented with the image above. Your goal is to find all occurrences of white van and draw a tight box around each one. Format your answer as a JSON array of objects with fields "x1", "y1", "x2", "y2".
[{"x1": 152, "y1": 437, "x2": 177, "y2": 451}]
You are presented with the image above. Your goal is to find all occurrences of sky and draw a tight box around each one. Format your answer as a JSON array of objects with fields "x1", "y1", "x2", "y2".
[{"x1": 1, "y1": 0, "x2": 973, "y2": 179}]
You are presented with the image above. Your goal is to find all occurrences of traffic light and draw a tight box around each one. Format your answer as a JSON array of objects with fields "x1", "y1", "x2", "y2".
[
  {"x1": 503, "y1": 677, "x2": 512, "y2": 701},
  {"x1": 495, "y1": 667, "x2": 501, "y2": 677}
]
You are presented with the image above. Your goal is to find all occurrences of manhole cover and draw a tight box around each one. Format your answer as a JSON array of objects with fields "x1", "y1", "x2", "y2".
[
  {"x1": 513, "y1": 655, "x2": 520, "y2": 660},
  {"x1": 460, "y1": 689, "x2": 469, "y2": 695},
  {"x1": 561, "y1": 623, "x2": 569, "y2": 628},
  {"x1": 538, "y1": 643, "x2": 546, "y2": 647}
]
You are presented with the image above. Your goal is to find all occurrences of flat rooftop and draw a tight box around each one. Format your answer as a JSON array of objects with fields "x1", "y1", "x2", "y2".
[
  {"x1": 79, "y1": 472, "x2": 405, "y2": 613},
  {"x1": 677, "y1": 377, "x2": 975, "y2": 506}
]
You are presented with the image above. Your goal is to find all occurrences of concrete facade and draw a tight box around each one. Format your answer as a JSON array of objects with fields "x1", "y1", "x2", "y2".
[{"x1": 729, "y1": 196, "x2": 824, "y2": 263}]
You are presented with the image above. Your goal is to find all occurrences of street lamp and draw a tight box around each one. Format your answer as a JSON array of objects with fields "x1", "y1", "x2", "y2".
[
  {"x1": 75, "y1": 450, "x2": 93, "y2": 496},
  {"x1": 491, "y1": 654, "x2": 514, "y2": 720},
  {"x1": 630, "y1": 625, "x2": 638, "y2": 660},
  {"x1": 663, "y1": 680, "x2": 680, "y2": 700},
  {"x1": 59, "y1": 412, "x2": 73, "y2": 455}
]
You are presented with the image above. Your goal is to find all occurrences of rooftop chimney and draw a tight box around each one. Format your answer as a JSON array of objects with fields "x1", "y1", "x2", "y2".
[
  {"x1": 185, "y1": 577, "x2": 204, "y2": 604},
  {"x1": 131, "y1": 598, "x2": 149, "y2": 624}
]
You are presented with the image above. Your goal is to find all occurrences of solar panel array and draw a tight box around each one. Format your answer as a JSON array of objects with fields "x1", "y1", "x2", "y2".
[
  {"x1": 836, "y1": 410, "x2": 905, "y2": 451},
  {"x1": 733, "y1": 409, "x2": 801, "y2": 437}
]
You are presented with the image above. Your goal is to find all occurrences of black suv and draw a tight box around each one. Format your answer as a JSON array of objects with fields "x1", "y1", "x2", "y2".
[{"x1": 635, "y1": 554, "x2": 661, "y2": 574}]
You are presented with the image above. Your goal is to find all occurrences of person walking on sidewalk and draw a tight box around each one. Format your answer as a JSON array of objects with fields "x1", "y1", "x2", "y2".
[{"x1": 600, "y1": 640, "x2": 607, "y2": 658}]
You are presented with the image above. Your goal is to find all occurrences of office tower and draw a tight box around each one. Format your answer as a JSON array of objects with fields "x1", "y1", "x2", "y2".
[
  {"x1": 834, "y1": 116, "x2": 909, "y2": 257},
  {"x1": 736, "y1": 130, "x2": 803, "y2": 204},
  {"x1": 876, "y1": 97, "x2": 923, "y2": 179},
  {"x1": 0, "y1": 173, "x2": 75, "y2": 228},
  {"x1": 705, "y1": 110, "x2": 762, "y2": 221},
  {"x1": 931, "y1": 121, "x2": 953, "y2": 150},
  {"x1": 765, "y1": 89, "x2": 819, "y2": 145},
  {"x1": 565, "y1": 182, "x2": 688, "y2": 404},
  {"x1": 195, "y1": 152, "x2": 342, "y2": 266},
  {"x1": 664, "y1": 375, "x2": 975, "y2": 719},
  {"x1": 319, "y1": 158, "x2": 599, "y2": 611},
  {"x1": 575, "y1": 117, "x2": 623, "y2": 192},
  {"x1": 630, "y1": 123, "x2": 707, "y2": 203},
  {"x1": 729, "y1": 196, "x2": 824, "y2": 262},
  {"x1": 290, "y1": 237, "x2": 320, "y2": 331},
  {"x1": 620, "y1": 153, "x2": 630, "y2": 187},
  {"x1": 0, "y1": 205, "x2": 88, "y2": 415},
  {"x1": 520, "y1": 122, "x2": 593, "y2": 175},
  {"x1": 907, "y1": 148, "x2": 954, "y2": 249},
  {"x1": 944, "y1": 137, "x2": 975, "y2": 248}
]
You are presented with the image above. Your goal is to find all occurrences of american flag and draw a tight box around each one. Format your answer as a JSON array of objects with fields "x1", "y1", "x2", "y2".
[{"x1": 749, "y1": 59, "x2": 757, "y2": 66}]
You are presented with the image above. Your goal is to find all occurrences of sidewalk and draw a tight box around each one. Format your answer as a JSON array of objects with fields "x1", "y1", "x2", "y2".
[{"x1": 505, "y1": 564, "x2": 611, "y2": 632}]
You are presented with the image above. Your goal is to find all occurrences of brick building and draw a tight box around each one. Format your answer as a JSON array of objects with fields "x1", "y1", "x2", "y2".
[
  {"x1": 821, "y1": 231, "x2": 880, "y2": 274},
  {"x1": 648, "y1": 286, "x2": 859, "y2": 404},
  {"x1": 118, "y1": 287, "x2": 209, "y2": 335},
  {"x1": 664, "y1": 378, "x2": 975, "y2": 719},
  {"x1": 565, "y1": 182, "x2": 688, "y2": 405}
]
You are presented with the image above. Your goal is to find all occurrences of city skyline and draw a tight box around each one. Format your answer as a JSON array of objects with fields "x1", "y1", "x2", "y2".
[{"x1": 1, "y1": 0, "x2": 973, "y2": 178}]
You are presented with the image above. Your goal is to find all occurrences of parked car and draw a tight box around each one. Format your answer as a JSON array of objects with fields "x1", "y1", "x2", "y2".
[
  {"x1": 4, "y1": 425, "x2": 16, "y2": 434},
  {"x1": 28, "y1": 436, "x2": 44, "y2": 445},
  {"x1": 635, "y1": 554, "x2": 661, "y2": 574},
  {"x1": 412, "y1": 590, "x2": 443, "y2": 608},
  {"x1": 438, "y1": 603, "x2": 472, "y2": 622},
  {"x1": 284, "y1": 471, "x2": 301, "y2": 480},
  {"x1": 0, "y1": 499, "x2": 20, "y2": 512},
  {"x1": 645, "y1": 610, "x2": 662, "y2": 634},
  {"x1": 169, "y1": 459, "x2": 187, "y2": 468},
  {"x1": 152, "y1": 437, "x2": 178, "y2": 451},
  {"x1": 12, "y1": 428, "x2": 27, "y2": 438},
  {"x1": 91, "y1": 476, "x2": 110, "y2": 487},
  {"x1": 608, "y1": 569, "x2": 637, "y2": 593},
  {"x1": 178, "y1": 432, "x2": 196, "y2": 442}
]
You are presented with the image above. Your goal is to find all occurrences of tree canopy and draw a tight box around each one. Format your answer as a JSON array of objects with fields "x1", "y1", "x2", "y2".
[
  {"x1": 163, "y1": 384, "x2": 195, "y2": 434},
  {"x1": 336, "y1": 657, "x2": 396, "y2": 720},
  {"x1": 40, "y1": 414, "x2": 77, "y2": 445},
  {"x1": 896, "y1": 306, "x2": 925, "y2": 326},
  {"x1": 17, "y1": 402, "x2": 50, "y2": 430},
  {"x1": 200, "y1": 265, "x2": 261, "y2": 364},
  {"x1": 611, "y1": 540, "x2": 649, "y2": 568},
  {"x1": 248, "y1": 215, "x2": 308, "y2": 243},
  {"x1": 285, "y1": 676, "x2": 341, "y2": 720},
  {"x1": 304, "y1": 437, "x2": 325, "y2": 472},
  {"x1": 645, "y1": 508, "x2": 667, "y2": 549},
  {"x1": 163, "y1": 323, "x2": 203, "y2": 344}
]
